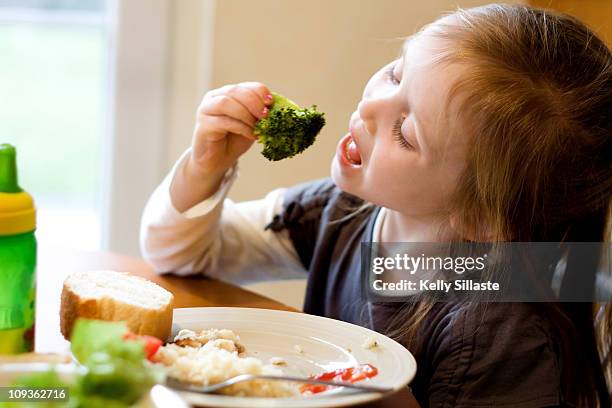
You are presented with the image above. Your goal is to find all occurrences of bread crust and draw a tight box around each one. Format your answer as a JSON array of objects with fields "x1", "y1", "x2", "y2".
[{"x1": 60, "y1": 272, "x2": 174, "y2": 341}]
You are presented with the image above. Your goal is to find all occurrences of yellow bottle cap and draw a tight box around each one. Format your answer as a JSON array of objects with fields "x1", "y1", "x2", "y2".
[
  {"x1": 0, "y1": 192, "x2": 36, "y2": 235},
  {"x1": 0, "y1": 144, "x2": 36, "y2": 235}
]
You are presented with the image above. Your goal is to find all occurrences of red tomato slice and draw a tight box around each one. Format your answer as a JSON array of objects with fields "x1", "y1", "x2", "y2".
[{"x1": 123, "y1": 332, "x2": 163, "y2": 360}]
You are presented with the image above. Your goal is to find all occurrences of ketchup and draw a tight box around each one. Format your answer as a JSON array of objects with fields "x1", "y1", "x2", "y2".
[{"x1": 300, "y1": 364, "x2": 379, "y2": 395}]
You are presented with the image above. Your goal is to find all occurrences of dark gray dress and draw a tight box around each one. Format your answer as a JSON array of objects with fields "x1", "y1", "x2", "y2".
[{"x1": 266, "y1": 178, "x2": 565, "y2": 408}]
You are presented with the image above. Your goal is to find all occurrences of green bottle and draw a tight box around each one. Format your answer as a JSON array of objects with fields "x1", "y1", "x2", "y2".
[{"x1": 0, "y1": 144, "x2": 36, "y2": 354}]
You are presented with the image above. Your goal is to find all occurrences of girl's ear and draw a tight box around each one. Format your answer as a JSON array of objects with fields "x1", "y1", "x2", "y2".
[{"x1": 449, "y1": 213, "x2": 497, "y2": 242}]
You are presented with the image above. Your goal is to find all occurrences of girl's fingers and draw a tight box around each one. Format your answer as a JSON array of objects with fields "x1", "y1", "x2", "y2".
[
  {"x1": 239, "y1": 82, "x2": 274, "y2": 106},
  {"x1": 203, "y1": 84, "x2": 235, "y2": 99},
  {"x1": 197, "y1": 115, "x2": 256, "y2": 141},
  {"x1": 200, "y1": 94, "x2": 258, "y2": 128},
  {"x1": 204, "y1": 82, "x2": 273, "y2": 108},
  {"x1": 226, "y1": 85, "x2": 270, "y2": 120},
  {"x1": 196, "y1": 82, "x2": 273, "y2": 144}
]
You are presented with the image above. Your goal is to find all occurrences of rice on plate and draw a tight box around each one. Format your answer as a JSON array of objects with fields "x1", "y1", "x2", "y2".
[{"x1": 152, "y1": 328, "x2": 296, "y2": 397}]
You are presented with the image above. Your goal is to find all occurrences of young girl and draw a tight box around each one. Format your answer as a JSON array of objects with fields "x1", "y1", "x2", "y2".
[{"x1": 141, "y1": 4, "x2": 611, "y2": 407}]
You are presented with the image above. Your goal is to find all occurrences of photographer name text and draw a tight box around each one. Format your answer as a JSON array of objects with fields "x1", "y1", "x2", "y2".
[{"x1": 372, "y1": 279, "x2": 500, "y2": 292}]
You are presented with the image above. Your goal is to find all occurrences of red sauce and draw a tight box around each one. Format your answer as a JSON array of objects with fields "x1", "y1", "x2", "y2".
[{"x1": 300, "y1": 364, "x2": 378, "y2": 395}]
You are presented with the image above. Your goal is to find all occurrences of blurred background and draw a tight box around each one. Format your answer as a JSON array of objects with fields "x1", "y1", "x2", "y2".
[{"x1": 1, "y1": 0, "x2": 610, "y2": 257}]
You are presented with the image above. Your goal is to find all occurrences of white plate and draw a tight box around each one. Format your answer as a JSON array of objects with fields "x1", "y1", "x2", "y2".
[{"x1": 170, "y1": 307, "x2": 417, "y2": 408}]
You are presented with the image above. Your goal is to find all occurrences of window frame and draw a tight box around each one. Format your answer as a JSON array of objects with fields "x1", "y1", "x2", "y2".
[{"x1": 102, "y1": 0, "x2": 171, "y2": 255}]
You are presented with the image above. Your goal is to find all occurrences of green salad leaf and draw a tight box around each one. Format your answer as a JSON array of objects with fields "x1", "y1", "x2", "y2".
[{"x1": 70, "y1": 320, "x2": 135, "y2": 363}]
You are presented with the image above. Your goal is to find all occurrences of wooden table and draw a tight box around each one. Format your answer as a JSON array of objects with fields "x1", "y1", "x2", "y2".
[{"x1": 36, "y1": 245, "x2": 418, "y2": 408}]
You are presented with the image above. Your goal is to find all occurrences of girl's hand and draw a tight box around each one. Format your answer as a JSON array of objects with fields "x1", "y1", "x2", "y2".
[
  {"x1": 189, "y1": 82, "x2": 273, "y2": 175},
  {"x1": 171, "y1": 82, "x2": 273, "y2": 212}
]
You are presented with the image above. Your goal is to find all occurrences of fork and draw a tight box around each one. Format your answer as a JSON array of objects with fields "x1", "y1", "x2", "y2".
[{"x1": 165, "y1": 374, "x2": 394, "y2": 395}]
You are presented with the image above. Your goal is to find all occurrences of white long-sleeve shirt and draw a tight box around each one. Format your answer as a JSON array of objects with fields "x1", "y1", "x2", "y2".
[{"x1": 139, "y1": 151, "x2": 307, "y2": 285}]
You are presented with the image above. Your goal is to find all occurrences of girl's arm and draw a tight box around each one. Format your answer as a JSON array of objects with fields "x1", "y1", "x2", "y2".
[
  {"x1": 140, "y1": 150, "x2": 305, "y2": 284},
  {"x1": 171, "y1": 82, "x2": 273, "y2": 212},
  {"x1": 141, "y1": 82, "x2": 306, "y2": 284}
]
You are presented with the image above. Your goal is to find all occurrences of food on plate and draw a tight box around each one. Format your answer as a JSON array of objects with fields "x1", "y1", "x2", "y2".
[
  {"x1": 123, "y1": 332, "x2": 164, "y2": 360},
  {"x1": 152, "y1": 328, "x2": 296, "y2": 397},
  {"x1": 155, "y1": 328, "x2": 381, "y2": 398},
  {"x1": 8, "y1": 317, "x2": 383, "y2": 403},
  {"x1": 172, "y1": 328, "x2": 245, "y2": 353},
  {"x1": 8, "y1": 319, "x2": 164, "y2": 407},
  {"x1": 269, "y1": 357, "x2": 287, "y2": 366},
  {"x1": 60, "y1": 270, "x2": 174, "y2": 340},
  {"x1": 300, "y1": 364, "x2": 379, "y2": 395},
  {"x1": 253, "y1": 92, "x2": 326, "y2": 161},
  {"x1": 362, "y1": 336, "x2": 379, "y2": 350}
]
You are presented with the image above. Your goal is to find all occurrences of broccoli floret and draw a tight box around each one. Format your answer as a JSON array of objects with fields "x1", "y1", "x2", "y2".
[{"x1": 253, "y1": 92, "x2": 325, "y2": 161}]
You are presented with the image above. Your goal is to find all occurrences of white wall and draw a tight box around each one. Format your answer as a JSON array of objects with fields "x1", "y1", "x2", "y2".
[{"x1": 165, "y1": 0, "x2": 216, "y2": 167}]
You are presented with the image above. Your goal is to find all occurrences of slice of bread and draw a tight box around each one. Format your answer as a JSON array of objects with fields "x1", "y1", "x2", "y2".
[{"x1": 60, "y1": 270, "x2": 174, "y2": 341}]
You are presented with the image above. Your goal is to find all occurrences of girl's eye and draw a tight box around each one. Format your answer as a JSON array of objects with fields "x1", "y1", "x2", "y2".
[
  {"x1": 386, "y1": 63, "x2": 400, "y2": 85},
  {"x1": 392, "y1": 117, "x2": 414, "y2": 150}
]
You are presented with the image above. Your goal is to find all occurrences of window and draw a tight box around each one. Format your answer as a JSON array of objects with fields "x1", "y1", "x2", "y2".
[{"x1": 0, "y1": 0, "x2": 111, "y2": 250}]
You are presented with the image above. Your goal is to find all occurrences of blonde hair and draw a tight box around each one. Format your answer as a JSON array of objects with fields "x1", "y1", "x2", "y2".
[{"x1": 385, "y1": 4, "x2": 611, "y2": 406}]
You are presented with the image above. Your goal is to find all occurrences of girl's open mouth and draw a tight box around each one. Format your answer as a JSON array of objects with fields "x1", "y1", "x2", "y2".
[
  {"x1": 345, "y1": 135, "x2": 362, "y2": 165},
  {"x1": 339, "y1": 132, "x2": 362, "y2": 166}
]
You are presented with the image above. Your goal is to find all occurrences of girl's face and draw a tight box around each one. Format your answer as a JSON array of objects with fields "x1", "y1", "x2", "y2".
[{"x1": 331, "y1": 31, "x2": 468, "y2": 220}]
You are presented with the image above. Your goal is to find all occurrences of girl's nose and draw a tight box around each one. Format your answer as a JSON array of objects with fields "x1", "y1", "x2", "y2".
[{"x1": 357, "y1": 98, "x2": 377, "y2": 136}]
